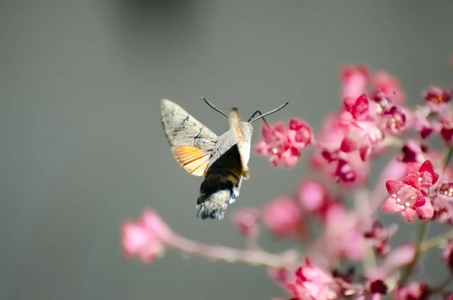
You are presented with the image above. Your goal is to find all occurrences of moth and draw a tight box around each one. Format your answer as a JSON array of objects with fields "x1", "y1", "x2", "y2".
[{"x1": 161, "y1": 98, "x2": 288, "y2": 220}]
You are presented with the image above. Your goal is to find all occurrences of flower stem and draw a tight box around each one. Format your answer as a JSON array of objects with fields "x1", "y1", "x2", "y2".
[
  {"x1": 443, "y1": 147, "x2": 453, "y2": 170},
  {"x1": 165, "y1": 234, "x2": 295, "y2": 268},
  {"x1": 399, "y1": 221, "x2": 429, "y2": 285},
  {"x1": 420, "y1": 229, "x2": 453, "y2": 253}
]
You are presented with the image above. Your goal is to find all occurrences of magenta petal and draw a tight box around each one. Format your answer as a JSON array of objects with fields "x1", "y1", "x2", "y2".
[
  {"x1": 340, "y1": 137, "x2": 356, "y2": 152},
  {"x1": 254, "y1": 140, "x2": 269, "y2": 155},
  {"x1": 406, "y1": 162, "x2": 421, "y2": 176},
  {"x1": 402, "y1": 174, "x2": 420, "y2": 189},
  {"x1": 382, "y1": 197, "x2": 402, "y2": 213},
  {"x1": 262, "y1": 124, "x2": 274, "y2": 141},
  {"x1": 386, "y1": 180, "x2": 403, "y2": 194},
  {"x1": 281, "y1": 148, "x2": 300, "y2": 168},
  {"x1": 402, "y1": 208, "x2": 417, "y2": 222},
  {"x1": 419, "y1": 160, "x2": 439, "y2": 185},
  {"x1": 359, "y1": 146, "x2": 370, "y2": 161},
  {"x1": 419, "y1": 160, "x2": 434, "y2": 175},
  {"x1": 414, "y1": 191, "x2": 426, "y2": 207}
]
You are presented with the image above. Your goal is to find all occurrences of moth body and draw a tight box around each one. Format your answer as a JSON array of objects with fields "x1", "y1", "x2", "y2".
[
  {"x1": 161, "y1": 98, "x2": 287, "y2": 220},
  {"x1": 161, "y1": 99, "x2": 251, "y2": 220}
]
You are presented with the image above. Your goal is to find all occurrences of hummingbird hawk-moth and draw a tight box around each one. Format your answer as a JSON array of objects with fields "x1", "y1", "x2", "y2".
[{"x1": 161, "y1": 98, "x2": 288, "y2": 220}]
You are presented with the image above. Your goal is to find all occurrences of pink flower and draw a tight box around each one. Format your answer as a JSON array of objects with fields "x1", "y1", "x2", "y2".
[
  {"x1": 382, "y1": 106, "x2": 408, "y2": 134},
  {"x1": 314, "y1": 203, "x2": 367, "y2": 262},
  {"x1": 441, "y1": 113, "x2": 453, "y2": 146},
  {"x1": 372, "y1": 70, "x2": 406, "y2": 105},
  {"x1": 286, "y1": 259, "x2": 338, "y2": 300},
  {"x1": 339, "y1": 95, "x2": 385, "y2": 161},
  {"x1": 311, "y1": 112, "x2": 371, "y2": 186},
  {"x1": 433, "y1": 182, "x2": 453, "y2": 222},
  {"x1": 122, "y1": 209, "x2": 173, "y2": 263},
  {"x1": 262, "y1": 196, "x2": 303, "y2": 237},
  {"x1": 297, "y1": 180, "x2": 329, "y2": 213},
  {"x1": 231, "y1": 208, "x2": 260, "y2": 239},
  {"x1": 382, "y1": 178, "x2": 432, "y2": 222},
  {"x1": 394, "y1": 282, "x2": 430, "y2": 300},
  {"x1": 399, "y1": 140, "x2": 429, "y2": 163},
  {"x1": 414, "y1": 106, "x2": 437, "y2": 139},
  {"x1": 255, "y1": 119, "x2": 312, "y2": 168},
  {"x1": 423, "y1": 86, "x2": 452, "y2": 113},
  {"x1": 364, "y1": 222, "x2": 398, "y2": 256},
  {"x1": 341, "y1": 65, "x2": 369, "y2": 99},
  {"x1": 288, "y1": 118, "x2": 312, "y2": 150},
  {"x1": 343, "y1": 93, "x2": 371, "y2": 120}
]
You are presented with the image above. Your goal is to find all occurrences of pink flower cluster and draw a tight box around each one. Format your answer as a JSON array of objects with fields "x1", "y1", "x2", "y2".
[
  {"x1": 310, "y1": 66, "x2": 411, "y2": 186},
  {"x1": 255, "y1": 118, "x2": 312, "y2": 168},
  {"x1": 122, "y1": 59, "x2": 453, "y2": 300}
]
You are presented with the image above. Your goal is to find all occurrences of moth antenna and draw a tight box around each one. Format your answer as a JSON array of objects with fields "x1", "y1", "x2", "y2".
[
  {"x1": 248, "y1": 110, "x2": 269, "y2": 127},
  {"x1": 202, "y1": 97, "x2": 229, "y2": 118},
  {"x1": 249, "y1": 102, "x2": 289, "y2": 123}
]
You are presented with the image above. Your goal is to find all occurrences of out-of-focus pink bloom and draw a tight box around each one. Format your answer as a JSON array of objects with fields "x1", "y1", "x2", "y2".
[
  {"x1": 364, "y1": 222, "x2": 398, "y2": 256},
  {"x1": 122, "y1": 209, "x2": 173, "y2": 263},
  {"x1": 317, "y1": 203, "x2": 367, "y2": 262},
  {"x1": 399, "y1": 140, "x2": 429, "y2": 163},
  {"x1": 441, "y1": 114, "x2": 453, "y2": 146},
  {"x1": 341, "y1": 65, "x2": 369, "y2": 99},
  {"x1": 433, "y1": 182, "x2": 453, "y2": 222},
  {"x1": 288, "y1": 118, "x2": 312, "y2": 150},
  {"x1": 286, "y1": 259, "x2": 338, "y2": 300},
  {"x1": 268, "y1": 267, "x2": 296, "y2": 288},
  {"x1": 372, "y1": 70, "x2": 406, "y2": 105},
  {"x1": 344, "y1": 94, "x2": 371, "y2": 120},
  {"x1": 414, "y1": 106, "x2": 437, "y2": 139},
  {"x1": 255, "y1": 119, "x2": 312, "y2": 168},
  {"x1": 339, "y1": 95, "x2": 385, "y2": 160},
  {"x1": 442, "y1": 240, "x2": 453, "y2": 273},
  {"x1": 382, "y1": 106, "x2": 408, "y2": 134},
  {"x1": 394, "y1": 282, "x2": 430, "y2": 300},
  {"x1": 423, "y1": 86, "x2": 452, "y2": 113},
  {"x1": 231, "y1": 208, "x2": 260, "y2": 239},
  {"x1": 382, "y1": 178, "x2": 432, "y2": 222},
  {"x1": 262, "y1": 196, "x2": 303, "y2": 237},
  {"x1": 297, "y1": 179, "x2": 329, "y2": 213},
  {"x1": 312, "y1": 113, "x2": 371, "y2": 186}
]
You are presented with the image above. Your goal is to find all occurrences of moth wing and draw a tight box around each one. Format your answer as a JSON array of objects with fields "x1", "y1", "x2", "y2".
[
  {"x1": 229, "y1": 108, "x2": 251, "y2": 178},
  {"x1": 172, "y1": 145, "x2": 211, "y2": 176},
  {"x1": 161, "y1": 99, "x2": 217, "y2": 176}
]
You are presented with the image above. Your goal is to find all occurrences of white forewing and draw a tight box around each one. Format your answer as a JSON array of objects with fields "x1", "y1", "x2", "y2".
[{"x1": 161, "y1": 99, "x2": 217, "y2": 176}]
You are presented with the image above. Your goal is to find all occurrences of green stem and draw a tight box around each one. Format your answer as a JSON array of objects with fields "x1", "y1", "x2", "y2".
[
  {"x1": 443, "y1": 147, "x2": 453, "y2": 170},
  {"x1": 399, "y1": 221, "x2": 429, "y2": 285},
  {"x1": 420, "y1": 229, "x2": 453, "y2": 253}
]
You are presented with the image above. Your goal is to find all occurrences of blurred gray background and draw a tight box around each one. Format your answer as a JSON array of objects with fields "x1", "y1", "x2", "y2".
[{"x1": 1, "y1": 1, "x2": 453, "y2": 299}]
